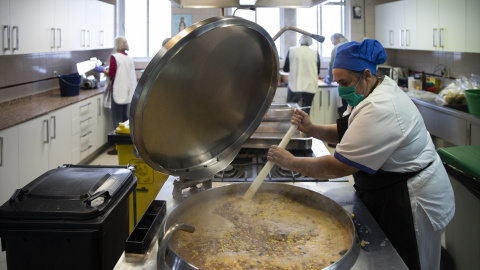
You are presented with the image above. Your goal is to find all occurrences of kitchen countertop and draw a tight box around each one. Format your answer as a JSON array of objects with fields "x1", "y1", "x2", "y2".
[
  {"x1": 0, "y1": 87, "x2": 105, "y2": 131},
  {"x1": 410, "y1": 97, "x2": 480, "y2": 124}
]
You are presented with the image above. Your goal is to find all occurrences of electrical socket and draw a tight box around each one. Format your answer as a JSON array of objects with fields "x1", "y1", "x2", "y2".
[{"x1": 53, "y1": 70, "x2": 57, "y2": 77}]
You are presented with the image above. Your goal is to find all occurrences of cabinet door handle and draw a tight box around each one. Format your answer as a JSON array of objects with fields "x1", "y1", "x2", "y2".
[
  {"x1": 80, "y1": 116, "x2": 92, "y2": 123},
  {"x1": 81, "y1": 29, "x2": 86, "y2": 47},
  {"x1": 389, "y1": 30, "x2": 393, "y2": 46},
  {"x1": 80, "y1": 102, "x2": 92, "y2": 109},
  {"x1": 12, "y1": 26, "x2": 19, "y2": 51},
  {"x1": 87, "y1": 29, "x2": 91, "y2": 47},
  {"x1": 57, "y1": 28, "x2": 62, "y2": 49},
  {"x1": 3, "y1": 25, "x2": 10, "y2": 51},
  {"x1": 400, "y1": 29, "x2": 404, "y2": 47},
  {"x1": 43, "y1": 119, "x2": 49, "y2": 144},
  {"x1": 97, "y1": 97, "x2": 101, "y2": 116},
  {"x1": 81, "y1": 145, "x2": 92, "y2": 152},
  {"x1": 0, "y1": 137, "x2": 3, "y2": 167},
  {"x1": 405, "y1": 29, "x2": 410, "y2": 47},
  {"x1": 319, "y1": 90, "x2": 322, "y2": 107},
  {"x1": 440, "y1": 28, "x2": 444, "y2": 48},
  {"x1": 50, "y1": 116, "x2": 56, "y2": 140},
  {"x1": 100, "y1": 30, "x2": 104, "y2": 46},
  {"x1": 81, "y1": 130, "x2": 92, "y2": 138},
  {"x1": 433, "y1": 28, "x2": 438, "y2": 48},
  {"x1": 328, "y1": 90, "x2": 330, "y2": 107},
  {"x1": 51, "y1": 28, "x2": 55, "y2": 49}
]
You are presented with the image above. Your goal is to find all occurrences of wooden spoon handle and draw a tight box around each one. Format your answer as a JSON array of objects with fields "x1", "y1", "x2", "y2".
[{"x1": 243, "y1": 124, "x2": 298, "y2": 200}]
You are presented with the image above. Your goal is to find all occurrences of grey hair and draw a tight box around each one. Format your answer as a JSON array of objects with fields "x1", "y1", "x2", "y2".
[
  {"x1": 331, "y1": 33, "x2": 347, "y2": 42},
  {"x1": 299, "y1": 35, "x2": 312, "y2": 46},
  {"x1": 115, "y1": 37, "x2": 129, "y2": 51},
  {"x1": 162, "y1": 38, "x2": 171, "y2": 46}
]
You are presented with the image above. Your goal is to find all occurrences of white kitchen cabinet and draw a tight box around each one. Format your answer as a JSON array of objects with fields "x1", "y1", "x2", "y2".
[
  {"x1": 18, "y1": 106, "x2": 72, "y2": 187},
  {"x1": 375, "y1": 0, "x2": 417, "y2": 50},
  {"x1": 71, "y1": 97, "x2": 97, "y2": 163},
  {"x1": 416, "y1": 0, "x2": 466, "y2": 52},
  {"x1": 0, "y1": 126, "x2": 19, "y2": 205},
  {"x1": 466, "y1": 0, "x2": 480, "y2": 53},
  {"x1": 3, "y1": 0, "x2": 113, "y2": 54},
  {"x1": 0, "y1": 0, "x2": 11, "y2": 55},
  {"x1": 375, "y1": 3, "x2": 393, "y2": 48},
  {"x1": 68, "y1": 0, "x2": 114, "y2": 51},
  {"x1": 5, "y1": 0, "x2": 41, "y2": 54},
  {"x1": 92, "y1": 94, "x2": 110, "y2": 152},
  {"x1": 38, "y1": 0, "x2": 70, "y2": 52},
  {"x1": 310, "y1": 87, "x2": 339, "y2": 125},
  {"x1": 68, "y1": 0, "x2": 90, "y2": 51},
  {"x1": 99, "y1": 1, "x2": 115, "y2": 49}
]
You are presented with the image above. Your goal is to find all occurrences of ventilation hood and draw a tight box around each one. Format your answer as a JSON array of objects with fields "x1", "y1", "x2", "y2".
[{"x1": 170, "y1": 0, "x2": 328, "y2": 8}]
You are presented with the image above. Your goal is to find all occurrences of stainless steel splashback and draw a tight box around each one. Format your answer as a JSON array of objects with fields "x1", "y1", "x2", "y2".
[{"x1": 170, "y1": 0, "x2": 327, "y2": 8}]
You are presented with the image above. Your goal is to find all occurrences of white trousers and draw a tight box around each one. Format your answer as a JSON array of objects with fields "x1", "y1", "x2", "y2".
[{"x1": 415, "y1": 205, "x2": 444, "y2": 270}]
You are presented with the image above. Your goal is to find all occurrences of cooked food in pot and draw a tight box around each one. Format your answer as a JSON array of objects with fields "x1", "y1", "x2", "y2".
[{"x1": 170, "y1": 192, "x2": 352, "y2": 269}]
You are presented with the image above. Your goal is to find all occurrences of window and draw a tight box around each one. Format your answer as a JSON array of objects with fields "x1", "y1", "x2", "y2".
[
  {"x1": 124, "y1": 0, "x2": 171, "y2": 58},
  {"x1": 297, "y1": 1, "x2": 345, "y2": 58},
  {"x1": 232, "y1": 8, "x2": 281, "y2": 53}
]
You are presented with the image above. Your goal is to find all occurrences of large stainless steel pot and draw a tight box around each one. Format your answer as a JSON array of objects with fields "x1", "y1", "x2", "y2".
[{"x1": 158, "y1": 183, "x2": 360, "y2": 270}]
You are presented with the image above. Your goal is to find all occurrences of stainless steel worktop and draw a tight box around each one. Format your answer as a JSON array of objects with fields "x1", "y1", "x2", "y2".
[
  {"x1": 411, "y1": 97, "x2": 480, "y2": 145},
  {"x1": 410, "y1": 97, "x2": 480, "y2": 124},
  {"x1": 114, "y1": 139, "x2": 408, "y2": 270}
]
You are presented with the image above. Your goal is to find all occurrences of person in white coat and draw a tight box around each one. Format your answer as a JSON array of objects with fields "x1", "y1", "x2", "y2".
[
  {"x1": 267, "y1": 39, "x2": 455, "y2": 270},
  {"x1": 94, "y1": 36, "x2": 137, "y2": 155},
  {"x1": 283, "y1": 35, "x2": 320, "y2": 115}
]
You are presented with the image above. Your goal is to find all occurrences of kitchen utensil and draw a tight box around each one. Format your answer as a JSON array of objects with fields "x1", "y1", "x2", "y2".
[
  {"x1": 243, "y1": 124, "x2": 297, "y2": 199},
  {"x1": 159, "y1": 183, "x2": 359, "y2": 270},
  {"x1": 129, "y1": 16, "x2": 279, "y2": 179}
]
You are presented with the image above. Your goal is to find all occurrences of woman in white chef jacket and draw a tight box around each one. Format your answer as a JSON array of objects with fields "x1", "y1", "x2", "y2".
[{"x1": 267, "y1": 39, "x2": 455, "y2": 270}]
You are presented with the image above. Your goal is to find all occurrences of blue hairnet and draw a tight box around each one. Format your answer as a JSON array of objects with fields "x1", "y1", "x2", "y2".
[{"x1": 333, "y1": 39, "x2": 386, "y2": 74}]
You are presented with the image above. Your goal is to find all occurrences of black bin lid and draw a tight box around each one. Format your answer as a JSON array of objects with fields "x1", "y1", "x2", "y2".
[{"x1": 0, "y1": 165, "x2": 135, "y2": 220}]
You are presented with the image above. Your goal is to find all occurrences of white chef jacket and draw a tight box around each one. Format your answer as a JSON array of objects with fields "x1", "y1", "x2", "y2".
[
  {"x1": 111, "y1": 52, "x2": 137, "y2": 105},
  {"x1": 334, "y1": 76, "x2": 455, "y2": 231},
  {"x1": 287, "y1": 46, "x2": 318, "y2": 94}
]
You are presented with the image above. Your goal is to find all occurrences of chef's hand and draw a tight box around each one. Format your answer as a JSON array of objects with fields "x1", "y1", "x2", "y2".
[
  {"x1": 93, "y1": 66, "x2": 105, "y2": 73},
  {"x1": 268, "y1": 145, "x2": 295, "y2": 169},
  {"x1": 292, "y1": 109, "x2": 313, "y2": 135}
]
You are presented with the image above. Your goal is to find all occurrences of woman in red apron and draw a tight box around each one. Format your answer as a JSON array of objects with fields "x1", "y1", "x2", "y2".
[{"x1": 268, "y1": 39, "x2": 455, "y2": 270}]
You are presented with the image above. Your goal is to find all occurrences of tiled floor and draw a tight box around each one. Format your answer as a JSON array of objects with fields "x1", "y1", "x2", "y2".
[{"x1": 87, "y1": 144, "x2": 119, "y2": 166}]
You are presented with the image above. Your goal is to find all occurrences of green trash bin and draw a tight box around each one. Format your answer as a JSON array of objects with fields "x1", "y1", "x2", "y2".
[{"x1": 437, "y1": 145, "x2": 480, "y2": 270}]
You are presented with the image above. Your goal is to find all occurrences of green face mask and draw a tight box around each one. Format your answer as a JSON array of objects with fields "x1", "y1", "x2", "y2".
[{"x1": 338, "y1": 76, "x2": 366, "y2": 107}]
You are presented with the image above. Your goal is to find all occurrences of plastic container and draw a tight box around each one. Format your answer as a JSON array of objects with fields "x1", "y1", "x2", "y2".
[
  {"x1": 465, "y1": 89, "x2": 480, "y2": 117},
  {"x1": 437, "y1": 145, "x2": 480, "y2": 270},
  {"x1": 58, "y1": 74, "x2": 82, "y2": 97},
  {"x1": 108, "y1": 120, "x2": 168, "y2": 232},
  {"x1": 125, "y1": 200, "x2": 166, "y2": 254},
  {"x1": 0, "y1": 165, "x2": 137, "y2": 270}
]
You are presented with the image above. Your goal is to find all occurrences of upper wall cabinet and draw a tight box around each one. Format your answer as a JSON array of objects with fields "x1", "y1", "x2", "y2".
[
  {"x1": 2, "y1": 0, "x2": 42, "y2": 55},
  {"x1": 417, "y1": 0, "x2": 466, "y2": 52},
  {"x1": 68, "y1": 0, "x2": 115, "y2": 51},
  {"x1": 1, "y1": 0, "x2": 114, "y2": 55},
  {"x1": 39, "y1": 0, "x2": 70, "y2": 52},
  {"x1": 376, "y1": 0, "x2": 471, "y2": 53},
  {"x1": 466, "y1": 0, "x2": 480, "y2": 53},
  {"x1": 375, "y1": 0, "x2": 417, "y2": 50}
]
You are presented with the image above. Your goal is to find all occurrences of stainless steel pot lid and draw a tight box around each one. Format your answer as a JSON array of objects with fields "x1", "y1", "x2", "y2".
[{"x1": 129, "y1": 16, "x2": 279, "y2": 179}]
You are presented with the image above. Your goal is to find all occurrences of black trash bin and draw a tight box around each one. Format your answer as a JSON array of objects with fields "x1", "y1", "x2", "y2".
[
  {"x1": 0, "y1": 164, "x2": 137, "y2": 270},
  {"x1": 438, "y1": 145, "x2": 480, "y2": 270}
]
